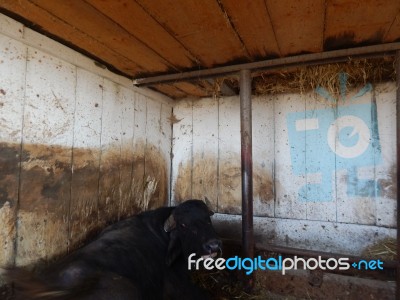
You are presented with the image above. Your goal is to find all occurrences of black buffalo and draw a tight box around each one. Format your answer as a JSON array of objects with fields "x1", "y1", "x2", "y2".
[{"x1": 6, "y1": 199, "x2": 222, "y2": 299}]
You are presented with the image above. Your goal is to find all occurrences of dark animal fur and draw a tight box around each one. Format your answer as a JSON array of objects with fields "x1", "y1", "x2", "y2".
[{"x1": 5, "y1": 200, "x2": 221, "y2": 299}]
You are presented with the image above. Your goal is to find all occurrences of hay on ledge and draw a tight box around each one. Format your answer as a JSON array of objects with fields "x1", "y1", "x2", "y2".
[{"x1": 253, "y1": 57, "x2": 395, "y2": 98}]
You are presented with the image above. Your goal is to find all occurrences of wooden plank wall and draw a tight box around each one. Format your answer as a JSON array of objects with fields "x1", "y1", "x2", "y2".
[
  {"x1": 0, "y1": 15, "x2": 173, "y2": 268},
  {"x1": 171, "y1": 83, "x2": 397, "y2": 255}
]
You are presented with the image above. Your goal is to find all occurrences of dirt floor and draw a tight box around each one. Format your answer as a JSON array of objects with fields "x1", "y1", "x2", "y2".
[
  {"x1": 194, "y1": 266, "x2": 395, "y2": 300},
  {"x1": 193, "y1": 268, "x2": 302, "y2": 300},
  {"x1": 0, "y1": 283, "x2": 12, "y2": 300}
]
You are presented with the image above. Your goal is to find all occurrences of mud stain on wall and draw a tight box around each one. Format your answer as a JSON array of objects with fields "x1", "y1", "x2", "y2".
[
  {"x1": 0, "y1": 143, "x2": 19, "y2": 266},
  {"x1": 0, "y1": 201, "x2": 15, "y2": 267},
  {"x1": 69, "y1": 147, "x2": 101, "y2": 248},
  {"x1": 17, "y1": 143, "x2": 71, "y2": 266},
  {"x1": 174, "y1": 153, "x2": 273, "y2": 215},
  {"x1": 16, "y1": 212, "x2": 68, "y2": 267},
  {"x1": 144, "y1": 144, "x2": 168, "y2": 210},
  {"x1": 118, "y1": 148, "x2": 143, "y2": 220},
  {"x1": 174, "y1": 161, "x2": 192, "y2": 203},
  {"x1": 0, "y1": 143, "x2": 20, "y2": 207},
  {"x1": 98, "y1": 146, "x2": 125, "y2": 227},
  {"x1": 0, "y1": 141, "x2": 168, "y2": 267},
  {"x1": 84, "y1": 141, "x2": 167, "y2": 248},
  {"x1": 218, "y1": 159, "x2": 242, "y2": 214},
  {"x1": 19, "y1": 144, "x2": 72, "y2": 213},
  {"x1": 192, "y1": 154, "x2": 219, "y2": 211}
]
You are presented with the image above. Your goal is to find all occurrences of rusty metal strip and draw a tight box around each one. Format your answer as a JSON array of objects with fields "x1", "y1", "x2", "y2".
[{"x1": 133, "y1": 42, "x2": 400, "y2": 86}]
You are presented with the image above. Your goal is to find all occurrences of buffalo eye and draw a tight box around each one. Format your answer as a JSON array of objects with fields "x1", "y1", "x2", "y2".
[{"x1": 180, "y1": 223, "x2": 186, "y2": 228}]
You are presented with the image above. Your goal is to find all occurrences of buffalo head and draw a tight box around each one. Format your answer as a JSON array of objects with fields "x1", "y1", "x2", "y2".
[{"x1": 163, "y1": 199, "x2": 222, "y2": 266}]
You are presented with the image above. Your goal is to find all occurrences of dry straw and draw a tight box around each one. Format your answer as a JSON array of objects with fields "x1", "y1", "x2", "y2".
[
  {"x1": 253, "y1": 57, "x2": 395, "y2": 99},
  {"x1": 192, "y1": 57, "x2": 395, "y2": 100},
  {"x1": 363, "y1": 237, "x2": 396, "y2": 261}
]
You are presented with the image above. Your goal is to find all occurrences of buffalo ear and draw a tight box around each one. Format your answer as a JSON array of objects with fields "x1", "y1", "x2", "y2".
[
  {"x1": 166, "y1": 230, "x2": 182, "y2": 266},
  {"x1": 164, "y1": 214, "x2": 176, "y2": 232}
]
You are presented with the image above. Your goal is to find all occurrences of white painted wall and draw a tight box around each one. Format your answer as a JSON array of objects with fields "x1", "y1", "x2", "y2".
[
  {"x1": 0, "y1": 14, "x2": 173, "y2": 267},
  {"x1": 171, "y1": 83, "x2": 397, "y2": 255}
]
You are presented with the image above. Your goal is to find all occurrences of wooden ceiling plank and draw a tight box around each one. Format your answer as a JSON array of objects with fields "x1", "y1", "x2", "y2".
[
  {"x1": 136, "y1": 0, "x2": 250, "y2": 68},
  {"x1": 85, "y1": 0, "x2": 200, "y2": 70},
  {"x1": 324, "y1": 0, "x2": 400, "y2": 50},
  {"x1": 31, "y1": 0, "x2": 172, "y2": 74},
  {"x1": 173, "y1": 81, "x2": 210, "y2": 97},
  {"x1": 0, "y1": 0, "x2": 144, "y2": 76},
  {"x1": 214, "y1": 0, "x2": 251, "y2": 59},
  {"x1": 219, "y1": 0, "x2": 281, "y2": 58},
  {"x1": 385, "y1": 12, "x2": 400, "y2": 42},
  {"x1": 151, "y1": 84, "x2": 188, "y2": 99},
  {"x1": 266, "y1": 0, "x2": 325, "y2": 56}
]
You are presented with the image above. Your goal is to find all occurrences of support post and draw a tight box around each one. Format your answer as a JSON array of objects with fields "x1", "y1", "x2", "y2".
[
  {"x1": 396, "y1": 50, "x2": 400, "y2": 300},
  {"x1": 239, "y1": 69, "x2": 254, "y2": 291}
]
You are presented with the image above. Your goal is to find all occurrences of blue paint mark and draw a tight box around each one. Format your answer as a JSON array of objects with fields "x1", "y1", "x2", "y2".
[
  {"x1": 350, "y1": 83, "x2": 372, "y2": 101},
  {"x1": 347, "y1": 167, "x2": 381, "y2": 198},
  {"x1": 339, "y1": 73, "x2": 348, "y2": 100},
  {"x1": 315, "y1": 86, "x2": 336, "y2": 103},
  {"x1": 298, "y1": 173, "x2": 333, "y2": 202},
  {"x1": 286, "y1": 73, "x2": 382, "y2": 202}
]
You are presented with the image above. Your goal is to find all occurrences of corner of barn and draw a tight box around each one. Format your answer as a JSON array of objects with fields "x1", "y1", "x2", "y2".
[
  {"x1": 0, "y1": 4, "x2": 398, "y2": 299},
  {"x1": 0, "y1": 13, "x2": 174, "y2": 272}
]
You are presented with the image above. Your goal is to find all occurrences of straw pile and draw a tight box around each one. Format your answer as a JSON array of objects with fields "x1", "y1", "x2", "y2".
[
  {"x1": 362, "y1": 238, "x2": 397, "y2": 261},
  {"x1": 193, "y1": 57, "x2": 395, "y2": 100},
  {"x1": 254, "y1": 57, "x2": 395, "y2": 97},
  {"x1": 207, "y1": 57, "x2": 395, "y2": 99}
]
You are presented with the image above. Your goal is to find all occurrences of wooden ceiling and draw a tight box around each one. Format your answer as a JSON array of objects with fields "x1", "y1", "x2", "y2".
[{"x1": 0, "y1": 0, "x2": 399, "y2": 99}]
